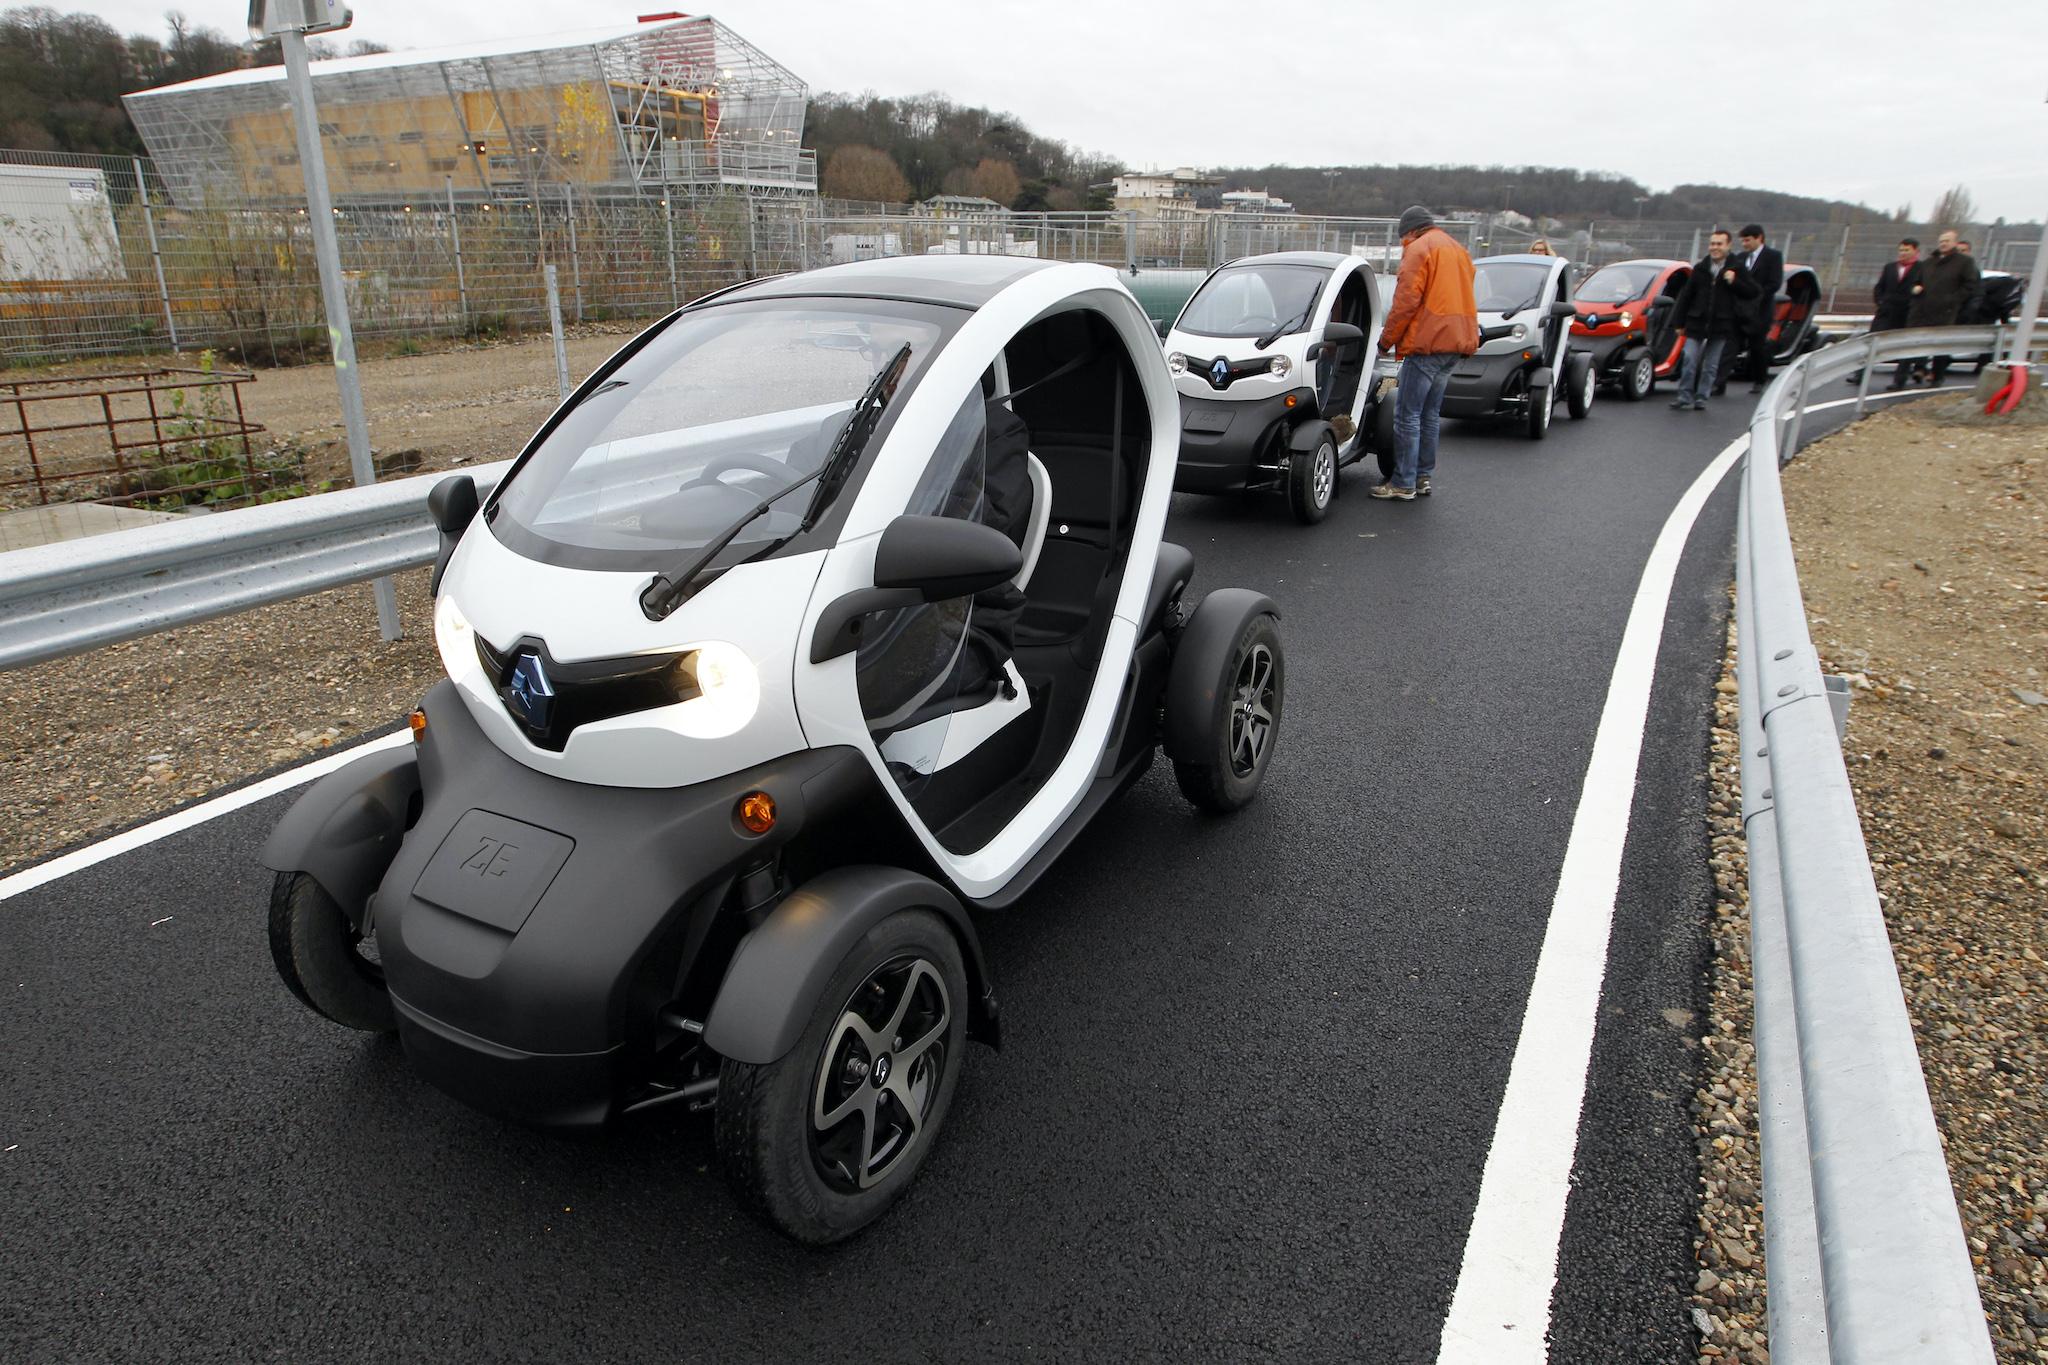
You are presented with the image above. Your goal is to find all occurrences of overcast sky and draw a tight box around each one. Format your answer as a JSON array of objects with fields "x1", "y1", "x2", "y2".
[{"x1": 76, "y1": 0, "x2": 2048, "y2": 222}]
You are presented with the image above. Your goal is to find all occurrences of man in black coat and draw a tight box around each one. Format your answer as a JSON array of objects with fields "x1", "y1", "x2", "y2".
[
  {"x1": 1848, "y1": 237, "x2": 1921, "y2": 386},
  {"x1": 1669, "y1": 229, "x2": 1761, "y2": 410},
  {"x1": 1900, "y1": 228, "x2": 1982, "y2": 386},
  {"x1": 1725, "y1": 224, "x2": 1784, "y2": 393}
]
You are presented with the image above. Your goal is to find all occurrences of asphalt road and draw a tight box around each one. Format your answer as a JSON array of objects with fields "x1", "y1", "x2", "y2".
[{"x1": 1, "y1": 385, "x2": 1879, "y2": 1362}]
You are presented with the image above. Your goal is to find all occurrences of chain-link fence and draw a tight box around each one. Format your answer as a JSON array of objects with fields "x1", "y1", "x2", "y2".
[{"x1": 7, "y1": 145, "x2": 2033, "y2": 366}]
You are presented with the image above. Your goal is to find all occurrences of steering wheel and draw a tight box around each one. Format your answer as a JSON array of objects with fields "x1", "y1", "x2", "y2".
[
  {"x1": 1238, "y1": 314, "x2": 1280, "y2": 332},
  {"x1": 679, "y1": 450, "x2": 792, "y2": 493}
]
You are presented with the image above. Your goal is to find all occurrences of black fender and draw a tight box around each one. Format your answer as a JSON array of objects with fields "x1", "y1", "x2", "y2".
[
  {"x1": 1286, "y1": 418, "x2": 1333, "y2": 455},
  {"x1": 702, "y1": 865, "x2": 1000, "y2": 1065},
  {"x1": 259, "y1": 741, "x2": 420, "y2": 930},
  {"x1": 1163, "y1": 588, "x2": 1280, "y2": 764},
  {"x1": 1142, "y1": 541, "x2": 1196, "y2": 637}
]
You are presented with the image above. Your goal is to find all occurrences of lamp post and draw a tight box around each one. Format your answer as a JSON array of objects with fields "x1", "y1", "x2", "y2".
[{"x1": 258, "y1": 0, "x2": 399, "y2": 641}]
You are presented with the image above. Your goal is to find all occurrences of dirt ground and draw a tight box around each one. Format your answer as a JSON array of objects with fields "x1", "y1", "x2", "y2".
[
  {"x1": 1, "y1": 325, "x2": 641, "y2": 502},
  {"x1": 1692, "y1": 398, "x2": 2048, "y2": 1363}
]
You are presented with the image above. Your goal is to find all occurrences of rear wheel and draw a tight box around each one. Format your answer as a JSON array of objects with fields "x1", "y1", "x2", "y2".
[
  {"x1": 1621, "y1": 351, "x2": 1654, "y2": 401},
  {"x1": 717, "y1": 909, "x2": 968, "y2": 1245},
  {"x1": 1287, "y1": 429, "x2": 1336, "y2": 524},
  {"x1": 1565, "y1": 353, "x2": 1595, "y2": 418},
  {"x1": 267, "y1": 871, "x2": 394, "y2": 1033},
  {"x1": 1173, "y1": 612, "x2": 1284, "y2": 813}
]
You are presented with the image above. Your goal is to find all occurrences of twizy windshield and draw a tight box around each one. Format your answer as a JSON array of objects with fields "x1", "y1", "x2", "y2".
[
  {"x1": 1177, "y1": 263, "x2": 1325, "y2": 339},
  {"x1": 489, "y1": 298, "x2": 955, "y2": 572},
  {"x1": 1577, "y1": 263, "x2": 1662, "y2": 304},
  {"x1": 1472, "y1": 260, "x2": 1554, "y2": 314}
]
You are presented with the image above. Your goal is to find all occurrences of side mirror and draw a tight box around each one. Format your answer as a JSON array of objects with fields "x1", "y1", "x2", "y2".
[
  {"x1": 427, "y1": 474, "x2": 479, "y2": 595},
  {"x1": 428, "y1": 474, "x2": 479, "y2": 535},
  {"x1": 1549, "y1": 300, "x2": 1580, "y2": 319},
  {"x1": 1322, "y1": 321, "x2": 1364, "y2": 344},
  {"x1": 874, "y1": 514, "x2": 1022, "y2": 601},
  {"x1": 1155, "y1": 317, "x2": 1171, "y2": 339},
  {"x1": 1649, "y1": 295, "x2": 1676, "y2": 312}
]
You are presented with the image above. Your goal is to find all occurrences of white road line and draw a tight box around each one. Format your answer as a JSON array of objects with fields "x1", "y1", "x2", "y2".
[
  {"x1": 1434, "y1": 381, "x2": 1962, "y2": 1362},
  {"x1": 0, "y1": 730, "x2": 411, "y2": 903},
  {"x1": 1435, "y1": 431, "x2": 1749, "y2": 1361}
]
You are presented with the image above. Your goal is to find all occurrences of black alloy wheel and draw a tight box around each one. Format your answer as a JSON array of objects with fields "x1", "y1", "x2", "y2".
[{"x1": 1173, "y1": 610, "x2": 1285, "y2": 813}]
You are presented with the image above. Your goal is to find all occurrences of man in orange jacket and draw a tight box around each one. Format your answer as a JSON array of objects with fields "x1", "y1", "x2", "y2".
[{"x1": 1372, "y1": 205, "x2": 1479, "y2": 501}]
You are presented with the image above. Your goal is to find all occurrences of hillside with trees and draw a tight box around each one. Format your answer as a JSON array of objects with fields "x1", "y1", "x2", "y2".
[
  {"x1": 1209, "y1": 163, "x2": 1892, "y2": 226},
  {"x1": 809, "y1": 91, "x2": 1120, "y2": 209}
]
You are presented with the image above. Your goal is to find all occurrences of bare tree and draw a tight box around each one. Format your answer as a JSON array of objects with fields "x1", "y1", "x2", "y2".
[
  {"x1": 965, "y1": 157, "x2": 1021, "y2": 208},
  {"x1": 822, "y1": 145, "x2": 911, "y2": 204},
  {"x1": 1929, "y1": 183, "x2": 1975, "y2": 228}
]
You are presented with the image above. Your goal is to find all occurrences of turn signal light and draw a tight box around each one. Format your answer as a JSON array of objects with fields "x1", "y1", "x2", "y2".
[
  {"x1": 737, "y1": 790, "x2": 776, "y2": 835},
  {"x1": 1283, "y1": 393, "x2": 1297, "y2": 408},
  {"x1": 408, "y1": 708, "x2": 427, "y2": 742}
]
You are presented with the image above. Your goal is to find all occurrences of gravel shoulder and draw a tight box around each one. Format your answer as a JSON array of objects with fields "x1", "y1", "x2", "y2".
[{"x1": 1693, "y1": 399, "x2": 2048, "y2": 1363}]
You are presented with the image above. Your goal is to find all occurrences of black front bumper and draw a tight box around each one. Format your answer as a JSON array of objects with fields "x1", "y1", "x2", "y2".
[
  {"x1": 1173, "y1": 388, "x2": 1314, "y2": 493},
  {"x1": 373, "y1": 682, "x2": 871, "y2": 1130},
  {"x1": 1576, "y1": 331, "x2": 1641, "y2": 378},
  {"x1": 1440, "y1": 350, "x2": 1536, "y2": 419}
]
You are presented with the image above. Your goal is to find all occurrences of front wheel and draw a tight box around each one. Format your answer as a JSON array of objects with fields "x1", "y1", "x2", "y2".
[
  {"x1": 716, "y1": 909, "x2": 968, "y2": 1245},
  {"x1": 267, "y1": 871, "x2": 394, "y2": 1032},
  {"x1": 1621, "y1": 350, "x2": 1654, "y2": 401},
  {"x1": 1287, "y1": 429, "x2": 1336, "y2": 524},
  {"x1": 1526, "y1": 381, "x2": 1553, "y2": 440},
  {"x1": 1173, "y1": 611, "x2": 1284, "y2": 813}
]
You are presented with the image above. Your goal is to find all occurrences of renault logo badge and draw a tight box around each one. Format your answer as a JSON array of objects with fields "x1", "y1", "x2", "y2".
[
  {"x1": 1209, "y1": 356, "x2": 1231, "y2": 389},
  {"x1": 504, "y1": 651, "x2": 555, "y2": 731}
]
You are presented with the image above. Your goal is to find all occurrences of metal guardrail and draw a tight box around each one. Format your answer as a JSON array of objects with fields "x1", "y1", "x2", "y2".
[
  {"x1": 1737, "y1": 322, "x2": 2037, "y2": 1364},
  {"x1": 0, "y1": 459, "x2": 504, "y2": 670}
]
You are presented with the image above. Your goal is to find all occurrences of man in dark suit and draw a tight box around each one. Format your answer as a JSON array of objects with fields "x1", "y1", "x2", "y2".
[
  {"x1": 1727, "y1": 223, "x2": 1784, "y2": 393},
  {"x1": 1848, "y1": 237, "x2": 1921, "y2": 386}
]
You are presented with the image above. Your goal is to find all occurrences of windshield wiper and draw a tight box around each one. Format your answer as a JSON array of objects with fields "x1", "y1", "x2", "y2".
[
  {"x1": 1255, "y1": 305, "x2": 1313, "y2": 351},
  {"x1": 1500, "y1": 291, "x2": 1543, "y2": 321},
  {"x1": 637, "y1": 344, "x2": 911, "y2": 622}
]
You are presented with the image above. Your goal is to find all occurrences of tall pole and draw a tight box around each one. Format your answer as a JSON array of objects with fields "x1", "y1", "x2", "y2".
[
  {"x1": 281, "y1": 28, "x2": 399, "y2": 641},
  {"x1": 2006, "y1": 215, "x2": 2048, "y2": 366}
]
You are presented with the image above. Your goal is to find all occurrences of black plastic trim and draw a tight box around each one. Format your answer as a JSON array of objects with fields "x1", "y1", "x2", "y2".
[{"x1": 810, "y1": 586, "x2": 925, "y2": 664}]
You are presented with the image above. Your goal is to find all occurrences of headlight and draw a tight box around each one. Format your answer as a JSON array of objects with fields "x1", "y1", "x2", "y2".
[
  {"x1": 433, "y1": 594, "x2": 474, "y2": 681},
  {"x1": 1620, "y1": 310, "x2": 1633, "y2": 328},
  {"x1": 1267, "y1": 354, "x2": 1292, "y2": 379},
  {"x1": 1167, "y1": 351, "x2": 1187, "y2": 375},
  {"x1": 675, "y1": 641, "x2": 759, "y2": 739},
  {"x1": 1512, "y1": 322, "x2": 1529, "y2": 340}
]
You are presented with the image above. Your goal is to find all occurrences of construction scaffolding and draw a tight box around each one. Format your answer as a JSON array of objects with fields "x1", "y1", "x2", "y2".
[{"x1": 120, "y1": 15, "x2": 813, "y2": 208}]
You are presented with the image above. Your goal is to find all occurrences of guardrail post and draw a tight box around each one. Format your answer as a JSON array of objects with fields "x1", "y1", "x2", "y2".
[
  {"x1": 1854, "y1": 333, "x2": 1878, "y2": 417},
  {"x1": 444, "y1": 175, "x2": 469, "y2": 326},
  {"x1": 132, "y1": 157, "x2": 179, "y2": 351},
  {"x1": 1782, "y1": 357, "x2": 1812, "y2": 460}
]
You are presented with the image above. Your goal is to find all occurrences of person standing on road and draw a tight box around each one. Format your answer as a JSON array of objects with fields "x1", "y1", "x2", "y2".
[
  {"x1": 1727, "y1": 224, "x2": 1784, "y2": 394},
  {"x1": 1528, "y1": 238, "x2": 1556, "y2": 256},
  {"x1": 1901, "y1": 228, "x2": 1982, "y2": 387},
  {"x1": 1370, "y1": 205, "x2": 1478, "y2": 502},
  {"x1": 1670, "y1": 229, "x2": 1759, "y2": 411},
  {"x1": 1851, "y1": 237, "x2": 1920, "y2": 386}
]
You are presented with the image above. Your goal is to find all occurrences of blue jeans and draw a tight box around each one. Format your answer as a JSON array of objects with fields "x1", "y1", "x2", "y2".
[
  {"x1": 1393, "y1": 352, "x2": 1458, "y2": 488},
  {"x1": 1678, "y1": 336, "x2": 1726, "y2": 404}
]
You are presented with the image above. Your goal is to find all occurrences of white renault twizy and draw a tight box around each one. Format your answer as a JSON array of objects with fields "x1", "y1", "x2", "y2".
[
  {"x1": 1162, "y1": 251, "x2": 1384, "y2": 523},
  {"x1": 260, "y1": 257, "x2": 1285, "y2": 1244}
]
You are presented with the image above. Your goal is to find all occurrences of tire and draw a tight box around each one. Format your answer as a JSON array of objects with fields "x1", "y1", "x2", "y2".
[
  {"x1": 1173, "y1": 612, "x2": 1284, "y2": 813},
  {"x1": 1287, "y1": 429, "x2": 1336, "y2": 525},
  {"x1": 1621, "y1": 350, "x2": 1654, "y2": 401},
  {"x1": 1565, "y1": 353, "x2": 1595, "y2": 419},
  {"x1": 716, "y1": 909, "x2": 968, "y2": 1245},
  {"x1": 1526, "y1": 380, "x2": 1552, "y2": 440},
  {"x1": 1372, "y1": 393, "x2": 1397, "y2": 480},
  {"x1": 267, "y1": 871, "x2": 395, "y2": 1033}
]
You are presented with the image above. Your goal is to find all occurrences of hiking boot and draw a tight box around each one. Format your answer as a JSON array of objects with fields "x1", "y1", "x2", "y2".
[
  {"x1": 1330, "y1": 413, "x2": 1356, "y2": 442},
  {"x1": 1668, "y1": 397, "x2": 1691, "y2": 409},
  {"x1": 1415, "y1": 476, "x2": 1432, "y2": 497},
  {"x1": 1368, "y1": 481, "x2": 1415, "y2": 501}
]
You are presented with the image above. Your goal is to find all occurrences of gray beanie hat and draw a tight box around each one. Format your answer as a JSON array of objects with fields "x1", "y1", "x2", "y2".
[{"x1": 1397, "y1": 204, "x2": 1434, "y2": 237}]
